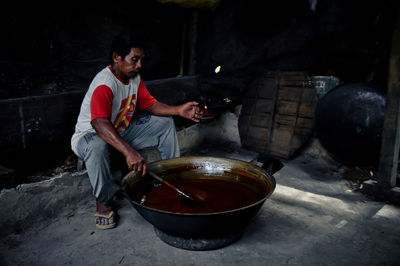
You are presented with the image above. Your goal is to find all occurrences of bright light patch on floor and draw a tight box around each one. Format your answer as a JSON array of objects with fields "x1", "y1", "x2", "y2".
[
  {"x1": 274, "y1": 184, "x2": 357, "y2": 214},
  {"x1": 335, "y1": 219, "x2": 348, "y2": 228},
  {"x1": 373, "y1": 204, "x2": 400, "y2": 219}
]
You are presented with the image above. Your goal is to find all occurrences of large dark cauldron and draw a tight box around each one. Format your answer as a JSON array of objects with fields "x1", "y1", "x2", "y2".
[
  {"x1": 315, "y1": 83, "x2": 385, "y2": 167},
  {"x1": 123, "y1": 156, "x2": 275, "y2": 249}
]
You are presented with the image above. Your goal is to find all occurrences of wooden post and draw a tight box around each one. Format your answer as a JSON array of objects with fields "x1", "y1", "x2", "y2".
[
  {"x1": 178, "y1": 10, "x2": 187, "y2": 76},
  {"x1": 378, "y1": 2, "x2": 400, "y2": 188},
  {"x1": 179, "y1": 10, "x2": 197, "y2": 76},
  {"x1": 187, "y1": 10, "x2": 197, "y2": 75}
]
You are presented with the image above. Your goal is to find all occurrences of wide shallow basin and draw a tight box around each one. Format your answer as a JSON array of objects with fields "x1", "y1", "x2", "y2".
[{"x1": 123, "y1": 156, "x2": 276, "y2": 238}]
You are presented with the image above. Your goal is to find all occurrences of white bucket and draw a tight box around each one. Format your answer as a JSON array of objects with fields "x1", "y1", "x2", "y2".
[{"x1": 311, "y1": 76, "x2": 342, "y2": 99}]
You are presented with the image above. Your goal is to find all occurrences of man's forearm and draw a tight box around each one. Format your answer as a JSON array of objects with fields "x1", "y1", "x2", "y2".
[
  {"x1": 147, "y1": 101, "x2": 201, "y2": 122},
  {"x1": 91, "y1": 118, "x2": 135, "y2": 157},
  {"x1": 91, "y1": 117, "x2": 146, "y2": 173},
  {"x1": 146, "y1": 102, "x2": 179, "y2": 116}
]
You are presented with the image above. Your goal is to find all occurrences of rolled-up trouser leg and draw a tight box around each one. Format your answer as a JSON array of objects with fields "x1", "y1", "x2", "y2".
[
  {"x1": 76, "y1": 132, "x2": 120, "y2": 205},
  {"x1": 121, "y1": 115, "x2": 180, "y2": 159}
]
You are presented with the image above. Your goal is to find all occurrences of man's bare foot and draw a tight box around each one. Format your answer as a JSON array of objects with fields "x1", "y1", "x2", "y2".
[
  {"x1": 96, "y1": 202, "x2": 111, "y2": 214},
  {"x1": 94, "y1": 202, "x2": 117, "y2": 229}
]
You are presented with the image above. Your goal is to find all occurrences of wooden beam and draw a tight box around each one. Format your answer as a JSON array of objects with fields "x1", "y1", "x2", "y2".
[
  {"x1": 378, "y1": 2, "x2": 400, "y2": 188},
  {"x1": 178, "y1": 10, "x2": 187, "y2": 76},
  {"x1": 187, "y1": 10, "x2": 197, "y2": 75}
]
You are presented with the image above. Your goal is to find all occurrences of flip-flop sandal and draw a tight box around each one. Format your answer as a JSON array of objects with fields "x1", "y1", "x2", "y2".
[{"x1": 94, "y1": 210, "x2": 117, "y2": 229}]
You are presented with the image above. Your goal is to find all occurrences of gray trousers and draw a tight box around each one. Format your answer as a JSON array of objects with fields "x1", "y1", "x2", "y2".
[{"x1": 76, "y1": 115, "x2": 180, "y2": 205}]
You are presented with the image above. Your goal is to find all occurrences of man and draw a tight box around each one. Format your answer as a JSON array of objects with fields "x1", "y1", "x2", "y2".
[{"x1": 71, "y1": 32, "x2": 202, "y2": 229}]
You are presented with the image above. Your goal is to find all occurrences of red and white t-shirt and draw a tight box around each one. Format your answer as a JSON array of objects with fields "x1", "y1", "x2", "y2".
[{"x1": 71, "y1": 66, "x2": 156, "y2": 154}]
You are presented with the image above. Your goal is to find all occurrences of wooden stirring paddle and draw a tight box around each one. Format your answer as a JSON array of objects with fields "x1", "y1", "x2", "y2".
[{"x1": 148, "y1": 171, "x2": 208, "y2": 203}]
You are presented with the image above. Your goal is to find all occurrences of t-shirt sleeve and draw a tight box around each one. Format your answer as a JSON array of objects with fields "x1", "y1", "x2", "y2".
[
  {"x1": 90, "y1": 85, "x2": 113, "y2": 120},
  {"x1": 137, "y1": 79, "x2": 157, "y2": 110}
]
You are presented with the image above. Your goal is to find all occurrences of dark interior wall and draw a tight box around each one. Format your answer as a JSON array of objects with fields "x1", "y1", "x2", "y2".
[
  {"x1": 0, "y1": 77, "x2": 199, "y2": 177},
  {"x1": 0, "y1": 0, "x2": 398, "y2": 177},
  {"x1": 196, "y1": 0, "x2": 395, "y2": 89},
  {"x1": 0, "y1": 1, "x2": 187, "y2": 176},
  {"x1": 0, "y1": 1, "x2": 184, "y2": 99},
  {"x1": 1, "y1": 0, "x2": 395, "y2": 100}
]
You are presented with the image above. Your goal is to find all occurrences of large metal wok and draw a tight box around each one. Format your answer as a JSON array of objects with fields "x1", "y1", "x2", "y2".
[{"x1": 122, "y1": 156, "x2": 276, "y2": 238}]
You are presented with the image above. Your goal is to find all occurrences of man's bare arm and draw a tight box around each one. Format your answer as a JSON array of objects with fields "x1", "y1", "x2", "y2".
[
  {"x1": 91, "y1": 118, "x2": 147, "y2": 175},
  {"x1": 147, "y1": 101, "x2": 202, "y2": 122}
]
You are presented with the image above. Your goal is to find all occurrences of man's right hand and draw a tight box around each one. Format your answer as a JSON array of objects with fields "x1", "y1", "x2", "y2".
[{"x1": 126, "y1": 149, "x2": 147, "y2": 176}]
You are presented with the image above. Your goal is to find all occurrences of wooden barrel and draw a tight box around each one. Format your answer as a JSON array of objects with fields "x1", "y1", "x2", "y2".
[{"x1": 238, "y1": 71, "x2": 318, "y2": 159}]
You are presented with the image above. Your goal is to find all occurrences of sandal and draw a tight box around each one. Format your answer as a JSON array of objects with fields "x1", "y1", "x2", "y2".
[{"x1": 94, "y1": 210, "x2": 117, "y2": 229}]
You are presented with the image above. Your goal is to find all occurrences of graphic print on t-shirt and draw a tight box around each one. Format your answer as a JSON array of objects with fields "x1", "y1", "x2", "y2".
[{"x1": 113, "y1": 94, "x2": 136, "y2": 131}]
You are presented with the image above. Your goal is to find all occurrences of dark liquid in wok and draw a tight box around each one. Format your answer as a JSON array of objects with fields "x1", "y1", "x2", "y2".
[{"x1": 140, "y1": 179, "x2": 260, "y2": 214}]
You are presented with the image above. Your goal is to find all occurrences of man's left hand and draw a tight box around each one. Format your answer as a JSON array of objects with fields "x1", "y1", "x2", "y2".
[{"x1": 179, "y1": 101, "x2": 203, "y2": 122}]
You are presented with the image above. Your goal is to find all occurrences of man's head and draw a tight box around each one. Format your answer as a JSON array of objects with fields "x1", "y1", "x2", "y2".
[{"x1": 110, "y1": 32, "x2": 147, "y2": 81}]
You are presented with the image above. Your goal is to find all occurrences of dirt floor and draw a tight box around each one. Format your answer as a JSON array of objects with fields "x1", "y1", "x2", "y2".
[{"x1": 1, "y1": 114, "x2": 400, "y2": 265}]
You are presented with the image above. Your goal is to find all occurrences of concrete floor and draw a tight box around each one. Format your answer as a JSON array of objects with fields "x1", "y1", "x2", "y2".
[{"x1": 1, "y1": 114, "x2": 400, "y2": 265}]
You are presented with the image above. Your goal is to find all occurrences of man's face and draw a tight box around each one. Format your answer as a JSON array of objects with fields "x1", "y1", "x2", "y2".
[{"x1": 115, "y1": 47, "x2": 145, "y2": 80}]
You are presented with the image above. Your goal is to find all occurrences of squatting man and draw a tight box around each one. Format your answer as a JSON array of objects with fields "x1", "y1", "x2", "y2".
[{"x1": 71, "y1": 32, "x2": 202, "y2": 229}]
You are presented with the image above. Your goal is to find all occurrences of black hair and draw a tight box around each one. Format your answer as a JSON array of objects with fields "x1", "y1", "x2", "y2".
[{"x1": 109, "y1": 32, "x2": 147, "y2": 64}]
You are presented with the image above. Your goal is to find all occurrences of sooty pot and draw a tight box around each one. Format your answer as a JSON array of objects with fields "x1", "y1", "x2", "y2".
[{"x1": 123, "y1": 156, "x2": 276, "y2": 238}]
